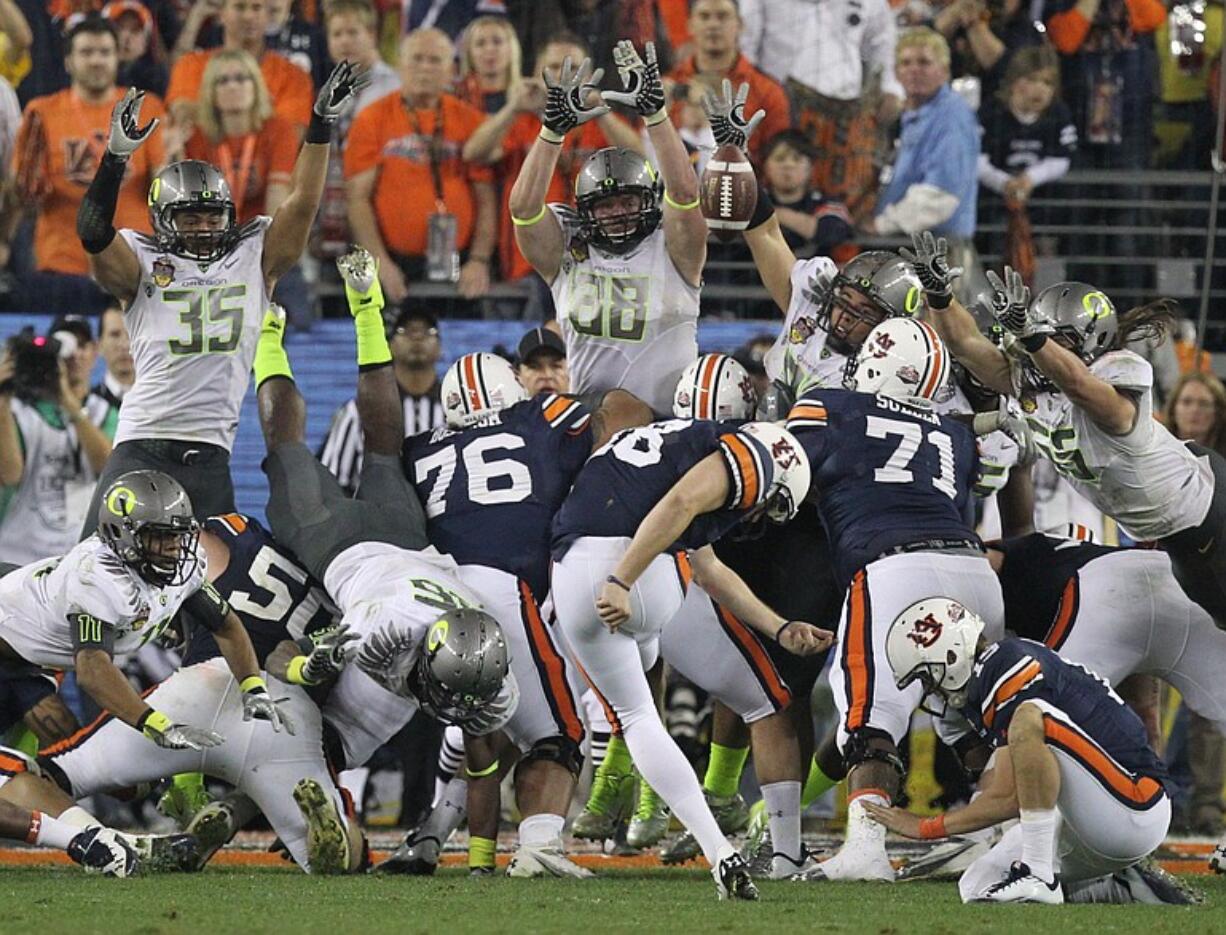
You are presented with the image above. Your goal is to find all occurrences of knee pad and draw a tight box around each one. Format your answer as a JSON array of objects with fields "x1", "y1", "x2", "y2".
[
  {"x1": 842, "y1": 728, "x2": 905, "y2": 778},
  {"x1": 521, "y1": 735, "x2": 584, "y2": 778}
]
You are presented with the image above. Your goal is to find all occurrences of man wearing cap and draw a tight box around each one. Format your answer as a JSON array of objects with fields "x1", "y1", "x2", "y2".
[
  {"x1": 515, "y1": 326, "x2": 569, "y2": 398},
  {"x1": 103, "y1": 0, "x2": 167, "y2": 96},
  {"x1": 319, "y1": 303, "x2": 446, "y2": 496},
  {"x1": 0, "y1": 318, "x2": 112, "y2": 563}
]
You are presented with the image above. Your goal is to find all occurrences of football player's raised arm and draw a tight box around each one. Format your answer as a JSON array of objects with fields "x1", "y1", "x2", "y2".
[
  {"x1": 928, "y1": 297, "x2": 1014, "y2": 396},
  {"x1": 1026, "y1": 339, "x2": 1137, "y2": 435},
  {"x1": 211, "y1": 610, "x2": 261, "y2": 685},
  {"x1": 74, "y1": 646, "x2": 151, "y2": 729},
  {"x1": 264, "y1": 61, "x2": 371, "y2": 285},
  {"x1": 650, "y1": 111, "x2": 706, "y2": 287},
  {"x1": 743, "y1": 214, "x2": 797, "y2": 314},
  {"x1": 508, "y1": 135, "x2": 566, "y2": 283},
  {"x1": 608, "y1": 453, "x2": 732, "y2": 589}
]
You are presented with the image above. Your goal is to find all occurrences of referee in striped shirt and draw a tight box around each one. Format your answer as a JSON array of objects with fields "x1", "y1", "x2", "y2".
[{"x1": 318, "y1": 303, "x2": 446, "y2": 495}]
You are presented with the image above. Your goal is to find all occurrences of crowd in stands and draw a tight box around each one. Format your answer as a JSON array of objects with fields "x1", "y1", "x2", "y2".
[{"x1": 0, "y1": 0, "x2": 1219, "y2": 323}]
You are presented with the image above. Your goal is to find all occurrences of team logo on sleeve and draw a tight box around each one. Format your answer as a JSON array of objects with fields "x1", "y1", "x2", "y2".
[
  {"x1": 152, "y1": 257, "x2": 175, "y2": 288},
  {"x1": 789, "y1": 316, "x2": 816, "y2": 344}
]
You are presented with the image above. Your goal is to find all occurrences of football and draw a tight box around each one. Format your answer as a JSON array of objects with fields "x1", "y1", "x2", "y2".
[{"x1": 700, "y1": 143, "x2": 758, "y2": 241}]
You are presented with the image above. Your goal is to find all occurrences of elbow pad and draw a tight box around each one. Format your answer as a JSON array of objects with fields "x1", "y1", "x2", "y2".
[{"x1": 77, "y1": 153, "x2": 128, "y2": 254}]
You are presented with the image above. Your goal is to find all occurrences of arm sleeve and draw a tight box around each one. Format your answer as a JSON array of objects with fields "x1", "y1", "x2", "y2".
[
  {"x1": 718, "y1": 431, "x2": 774, "y2": 512},
  {"x1": 181, "y1": 580, "x2": 231, "y2": 633},
  {"x1": 978, "y1": 650, "x2": 1047, "y2": 737},
  {"x1": 977, "y1": 152, "x2": 1012, "y2": 194},
  {"x1": 69, "y1": 611, "x2": 117, "y2": 655},
  {"x1": 875, "y1": 183, "x2": 961, "y2": 234},
  {"x1": 1023, "y1": 156, "x2": 1071, "y2": 188}
]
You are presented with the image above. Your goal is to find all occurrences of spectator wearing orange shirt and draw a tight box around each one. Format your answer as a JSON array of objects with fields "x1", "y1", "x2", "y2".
[
  {"x1": 167, "y1": 0, "x2": 312, "y2": 134},
  {"x1": 9, "y1": 15, "x2": 165, "y2": 314},
  {"x1": 345, "y1": 27, "x2": 497, "y2": 304},
  {"x1": 182, "y1": 50, "x2": 298, "y2": 223},
  {"x1": 462, "y1": 31, "x2": 643, "y2": 283},
  {"x1": 666, "y1": 0, "x2": 790, "y2": 169}
]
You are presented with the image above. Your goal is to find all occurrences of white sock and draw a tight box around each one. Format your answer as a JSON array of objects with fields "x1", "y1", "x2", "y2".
[
  {"x1": 58, "y1": 806, "x2": 100, "y2": 830},
  {"x1": 30, "y1": 812, "x2": 77, "y2": 850},
  {"x1": 435, "y1": 725, "x2": 466, "y2": 802},
  {"x1": 845, "y1": 791, "x2": 889, "y2": 849},
  {"x1": 1019, "y1": 808, "x2": 1057, "y2": 882},
  {"x1": 761, "y1": 781, "x2": 802, "y2": 877},
  {"x1": 519, "y1": 813, "x2": 565, "y2": 849},
  {"x1": 421, "y1": 777, "x2": 467, "y2": 841}
]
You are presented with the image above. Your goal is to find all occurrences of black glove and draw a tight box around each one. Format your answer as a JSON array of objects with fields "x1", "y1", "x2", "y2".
[
  {"x1": 541, "y1": 55, "x2": 608, "y2": 139},
  {"x1": 601, "y1": 40, "x2": 667, "y2": 121},
  {"x1": 899, "y1": 231, "x2": 963, "y2": 309},
  {"x1": 702, "y1": 79, "x2": 765, "y2": 152},
  {"x1": 985, "y1": 266, "x2": 1032, "y2": 337}
]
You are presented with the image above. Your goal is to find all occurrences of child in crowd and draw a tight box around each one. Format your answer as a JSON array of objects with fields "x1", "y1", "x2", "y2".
[{"x1": 760, "y1": 130, "x2": 853, "y2": 259}]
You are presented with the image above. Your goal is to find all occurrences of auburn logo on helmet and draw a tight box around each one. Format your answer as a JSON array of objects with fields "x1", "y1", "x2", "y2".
[{"x1": 907, "y1": 614, "x2": 943, "y2": 648}]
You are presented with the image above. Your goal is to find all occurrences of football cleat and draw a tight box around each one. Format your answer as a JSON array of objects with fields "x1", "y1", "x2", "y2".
[
  {"x1": 183, "y1": 798, "x2": 242, "y2": 872},
  {"x1": 793, "y1": 840, "x2": 895, "y2": 882},
  {"x1": 896, "y1": 836, "x2": 988, "y2": 882},
  {"x1": 1118, "y1": 859, "x2": 1204, "y2": 905},
  {"x1": 769, "y1": 847, "x2": 821, "y2": 881},
  {"x1": 69, "y1": 827, "x2": 140, "y2": 878},
  {"x1": 157, "y1": 780, "x2": 212, "y2": 829},
  {"x1": 662, "y1": 790, "x2": 750, "y2": 864},
  {"x1": 572, "y1": 769, "x2": 635, "y2": 841},
  {"x1": 978, "y1": 861, "x2": 1063, "y2": 904},
  {"x1": 740, "y1": 829, "x2": 776, "y2": 878},
  {"x1": 469, "y1": 865, "x2": 497, "y2": 877},
  {"x1": 626, "y1": 784, "x2": 670, "y2": 849},
  {"x1": 114, "y1": 832, "x2": 200, "y2": 873},
  {"x1": 293, "y1": 778, "x2": 351, "y2": 875},
  {"x1": 506, "y1": 844, "x2": 594, "y2": 878},
  {"x1": 375, "y1": 827, "x2": 441, "y2": 875},
  {"x1": 1210, "y1": 842, "x2": 1226, "y2": 875},
  {"x1": 713, "y1": 852, "x2": 760, "y2": 901}
]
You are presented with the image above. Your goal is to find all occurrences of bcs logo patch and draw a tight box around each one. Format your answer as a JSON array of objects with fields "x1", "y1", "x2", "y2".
[{"x1": 152, "y1": 257, "x2": 175, "y2": 288}]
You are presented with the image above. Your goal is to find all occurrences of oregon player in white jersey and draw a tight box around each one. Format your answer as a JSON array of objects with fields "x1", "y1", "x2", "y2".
[
  {"x1": 75, "y1": 64, "x2": 370, "y2": 531},
  {"x1": 509, "y1": 41, "x2": 707, "y2": 415},
  {"x1": 912, "y1": 234, "x2": 1226, "y2": 626}
]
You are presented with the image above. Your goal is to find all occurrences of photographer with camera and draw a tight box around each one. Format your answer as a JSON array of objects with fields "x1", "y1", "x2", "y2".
[{"x1": 0, "y1": 325, "x2": 113, "y2": 564}]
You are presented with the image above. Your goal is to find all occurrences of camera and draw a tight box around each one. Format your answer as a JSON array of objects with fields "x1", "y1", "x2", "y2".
[{"x1": 0, "y1": 327, "x2": 64, "y2": 400}]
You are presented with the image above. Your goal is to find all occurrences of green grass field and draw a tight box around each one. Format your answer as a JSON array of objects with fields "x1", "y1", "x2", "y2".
[{"x1": 5, "y1": 868, "x2": 1226, "y2": 935}]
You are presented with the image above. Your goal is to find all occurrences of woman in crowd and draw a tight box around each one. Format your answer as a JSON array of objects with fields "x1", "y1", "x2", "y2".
[{"x1": 455, "y1": 14, "x2": 524, "y2": 115}]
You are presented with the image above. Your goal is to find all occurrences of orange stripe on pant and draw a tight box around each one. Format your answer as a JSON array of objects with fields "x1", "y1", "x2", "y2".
[
  {"x1": 574, "y1": 661, "x2": 622, "y2": 735},
  {"x1": 1043, "y1": 576, "x2": 1080, "y2": 653},
  {"x1": 673, "y1": 551, "x2": 692, "y2": 595},
  {"x1": 982, "y1": 660, "x2": 1042, "y2": 729},
  {"x1": 1043, "y1": 715, "x2": 1165, "y2": 809},
  {"x1": 518, "y1": 579, "x2": 584, "y2": 743},
  {"x1": 39, "y1": 683, "x2": 159, "y2": 759},
  {"x1": 0, "y1": 752, "x2": 29, "y2": 776},
  {"x1": 714, "y1": 604, "x2": 792, "y2": 712},
  {"x1": 842, "y1": 569, "x2": 872, "y2": 732}
]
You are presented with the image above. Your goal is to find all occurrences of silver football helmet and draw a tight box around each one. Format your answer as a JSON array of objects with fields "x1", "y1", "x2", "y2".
[
  {"x1": 148, "y1": 160, "x2": 238, "y2": 262},
  {"x1": 822, "y1": 251, "x2": 925, "y2": 356},
  {"x1": 411, "y1": 607, "x2": 511, "y2": 724},
  {"x1": 574, "y1": 147, "x2": 663, "y2": 254},
  {"x1": 96, "y1": 470, "x2": 199, "y2": 586}
]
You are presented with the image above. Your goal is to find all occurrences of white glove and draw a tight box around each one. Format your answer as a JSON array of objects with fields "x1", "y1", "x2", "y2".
[
  {"x1": 242, "y1": 686, "x2": 296, "y2": 735},
  {"x1": 107, "y1": 87, "x2": 159, "y2": 159}
]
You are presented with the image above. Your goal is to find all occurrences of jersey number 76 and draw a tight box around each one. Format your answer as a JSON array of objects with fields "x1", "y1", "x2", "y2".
[{"x1": 414, "y1": 432, "x2": 533, "y2": 518}]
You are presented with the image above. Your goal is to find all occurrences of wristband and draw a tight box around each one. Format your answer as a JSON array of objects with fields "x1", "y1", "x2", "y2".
[
  {"x1": 305, "y1": 112, "x2": 332, "y2": 145},
  {"x1": 538, "y1": 127, "x2": 564, "y2": 145},
  {"x1": 605, "y1": 574, "x2": 631, "y2": 592},
  {"x1": 775, "y1": 620, "x2": 797, "y2": 644},
  {"x1": 1021, "y1": 333, "x2": 1048, "y2": 353},
  {"x1": 465, "y1": 758, "x2": 500, "y2": 778},
  {"x1": 918, "y1": 815, "x2": 947, "y2": 840},
  {"x1": 138, "y1": 709, "x2": 173, "y2": 738},
  {"x1": 663, "y1": 190, "x2": 701, "y2": 210},
  {"x1": 644, "y1": 108, "x2": 669, "y2": 127},
  {"x1": 926, "y1": 292, "x2": 952, "y2": 310},
  {"x1": 511, "y1": 204, "x2": 548, "y2": 227},
  {"x1": 240, "y1": 675, "x2": 268, "y2": 695},
  {"x1": 746, "y1": 186, "x2": 775, "y2": 231},
  {"x1": 285, "y1": 655, "x2": 315, "y2": 686}
]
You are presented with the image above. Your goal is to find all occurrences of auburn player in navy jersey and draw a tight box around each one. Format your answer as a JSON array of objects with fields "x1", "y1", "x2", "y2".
[
  {"x1": 871, "y1": 600, "x2": 1171, "y2": 904},
  {"x1": 552, "y1": 416, "x2": 828, "y2": 900},
  {"x1": 385, "y1": 351, "x2": 651, "y2": 879},
  {"x1": 783, "y1": 318, "x2": 1007, "y2": 882}
]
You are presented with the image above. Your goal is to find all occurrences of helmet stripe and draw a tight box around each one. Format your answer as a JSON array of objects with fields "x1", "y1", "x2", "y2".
[
  {"x1": 697, "y1": 354, "x2": 722, "y2": 420},
  {"x1": 461, "y1": 354, "x2": 484, "y2": 414},
  {"x1": 916, "y1": 319, "x2": 946, "y2": 400}
]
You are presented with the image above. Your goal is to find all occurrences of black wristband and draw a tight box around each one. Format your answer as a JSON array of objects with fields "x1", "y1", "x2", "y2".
[
  {"x1": 926, "y1": 291, "x2": 952, "y2": 310},
  {"x1": 605, "y1": 574, "x2": 631, "y2": 592},
  {"x1": 775, "y1": 620, "x2": 797, "y2": 644},
  {"x1": 747, "y1": 185, "x2": 775, "y2": 231},
  {"x1": 135, "y1": 708, "x2": 154, "y2": 733},
  {"x1": 1021, "y1": 333, "x2": 1049, "y2": 353},
  {"x1": 77, "y1": 152, "x2": 127, "y2": 254},
  {"x1": 305, "y1": 113, "x2": 332, "y2": 145}
]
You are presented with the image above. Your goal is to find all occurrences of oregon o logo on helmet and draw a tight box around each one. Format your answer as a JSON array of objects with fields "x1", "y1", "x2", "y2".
[
  {"x1": 106, "y1": 486, "x2": 137, "y2": 517},
  {"x1": 148, "y1": 177, "x2": 161, "y2": 205},
  {"x1": 1082, "y1": 291, "x2": 1112, "y2": 320},
  {"x1": 904, "y1": 285, "x2": 921, "y2": 314},
  {"x1": 427, "y1": 619, "x2": 450, "y2": 651}
]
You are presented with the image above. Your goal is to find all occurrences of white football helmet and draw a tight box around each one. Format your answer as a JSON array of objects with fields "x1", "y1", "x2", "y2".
[
  {"x1": 441, "y1": 352, "x2": 527, "y2": 428},
  {"x1": 884, "y1": 598, "x2": 986, "y2": 713},
  {"x1": 738, "y1": 422, "x2": 811, "y2": 524},
  {"x1": 674, "y1": 353, "x2": 757, "y2": 421},
  {"x1": 847, "y1": 318, "x2": 951, "y2": 402}
]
